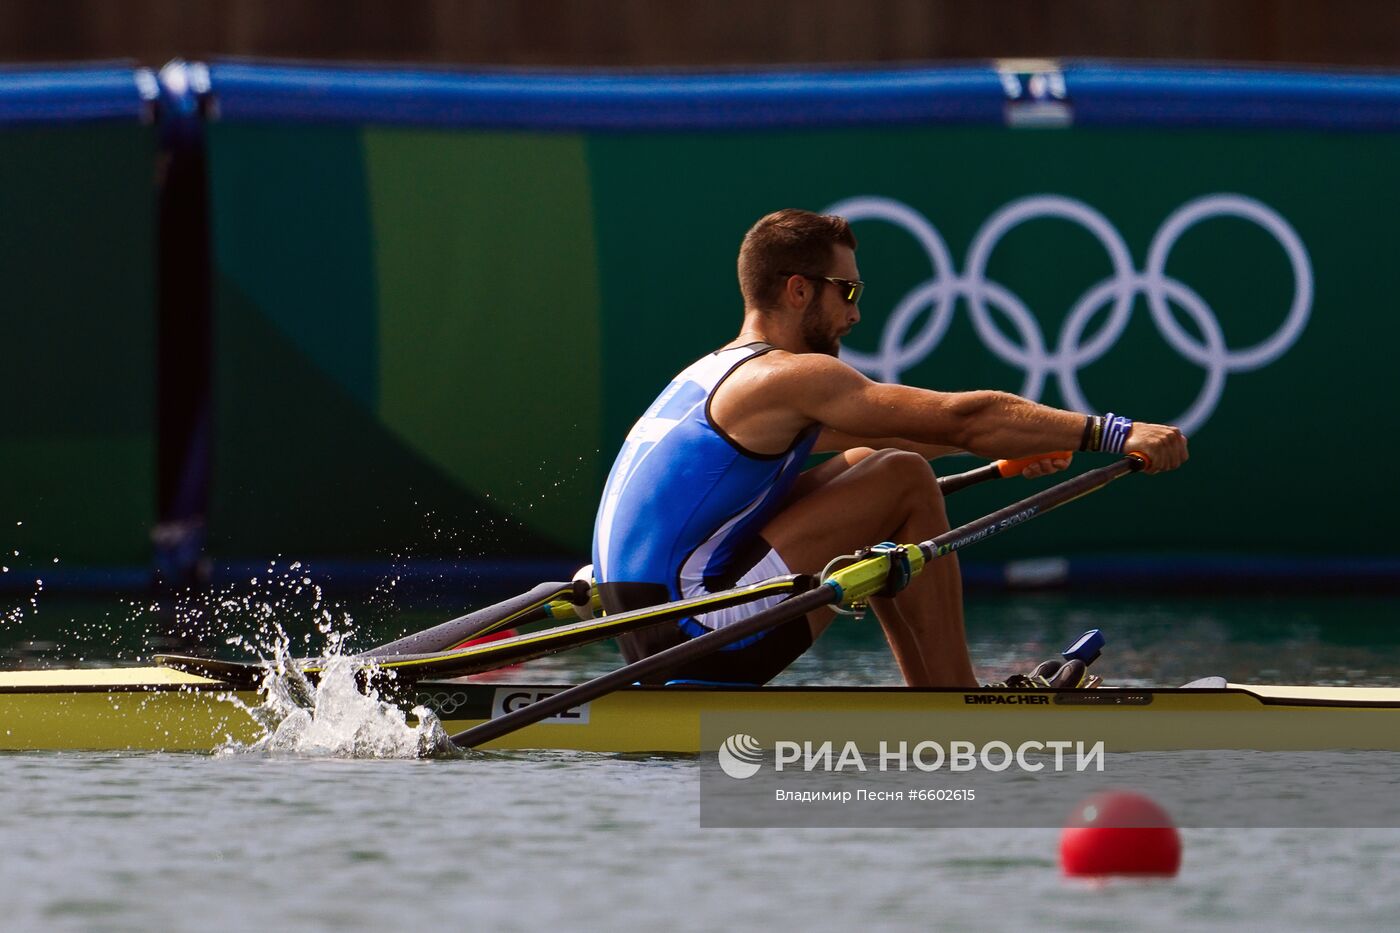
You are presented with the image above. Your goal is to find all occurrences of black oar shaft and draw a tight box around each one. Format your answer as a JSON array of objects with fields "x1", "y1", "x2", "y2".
[
  {"x1": 919, "y1": 455, "x2": 1141, "y2": 563},
  {"x1": 451, "y1": 585, "x2": 840, "y2": 748}
]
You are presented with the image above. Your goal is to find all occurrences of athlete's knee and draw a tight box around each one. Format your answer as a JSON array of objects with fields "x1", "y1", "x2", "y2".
[
  {"x1": 870, "y1": 449, "x2": 938, "y2": 489},
  {"x1": 842, "y1": 446, "x2": 879, "y2": 467}
]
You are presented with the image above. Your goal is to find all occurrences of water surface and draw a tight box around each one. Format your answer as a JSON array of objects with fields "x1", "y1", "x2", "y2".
[{"x1": 3, "y1": 591, "x2": 1400, "y2": 931}]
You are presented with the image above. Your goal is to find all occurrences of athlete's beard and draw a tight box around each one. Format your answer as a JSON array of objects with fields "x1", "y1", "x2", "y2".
[{"x1": 800, "y1": 301, "x2": 842, "y2": 357}]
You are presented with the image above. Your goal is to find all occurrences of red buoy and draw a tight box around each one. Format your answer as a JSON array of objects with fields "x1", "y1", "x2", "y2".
[{"x1": 1060, "y1": 791, "x2": 1181, "y2": 877}]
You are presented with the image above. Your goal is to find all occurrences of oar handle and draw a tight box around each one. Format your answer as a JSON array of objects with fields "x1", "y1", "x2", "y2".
[
  {"x1": 996, "y1": 451, "x2": 1073, "y2": 478},
  {"x1": 936, "y1": 450, "x2": 1071, "y2": 495}
]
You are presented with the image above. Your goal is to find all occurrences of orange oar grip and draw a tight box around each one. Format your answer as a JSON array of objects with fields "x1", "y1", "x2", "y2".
[
  {"x1": 1126, "y1": 450, "x2": 1151, "y2": 471},
  {"x1": 995, "y1": 450, "x2": 1073, "y2": 478}
]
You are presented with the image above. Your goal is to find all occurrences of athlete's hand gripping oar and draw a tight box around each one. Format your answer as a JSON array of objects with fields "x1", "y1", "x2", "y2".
[
  {"x1": 448, "y1": 454, "x2": 1144, "y2": 750},
  {"x1": 936, "y1": 451, "x2": 1072, "y2": 495}
]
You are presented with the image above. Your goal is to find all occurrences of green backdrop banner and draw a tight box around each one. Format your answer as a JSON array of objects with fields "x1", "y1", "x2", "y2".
[
  {"x1": 0, "y1": 123, "x2": 157, "y2": 569},
  {"x1": 206, "y1": 122, "x2": 1386, "y2": 561}
]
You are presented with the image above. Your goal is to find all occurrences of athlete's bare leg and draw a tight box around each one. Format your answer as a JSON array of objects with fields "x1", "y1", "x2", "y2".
[{"x1": 760, "y1": 449, "x2": 977, "y2": 687}]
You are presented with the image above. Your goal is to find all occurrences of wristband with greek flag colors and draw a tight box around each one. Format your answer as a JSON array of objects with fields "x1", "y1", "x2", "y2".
[
  {"x1": 1099, "y1": 412, "x2": 1132, "y2": 453},
  {"x1": 1078, "y1": 413, "x2": 1133, "y2": 453}
]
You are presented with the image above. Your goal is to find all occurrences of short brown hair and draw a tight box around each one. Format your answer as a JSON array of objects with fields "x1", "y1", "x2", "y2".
[{"x1": 737, "y1": 209, "x2": 857, "y2": 310}]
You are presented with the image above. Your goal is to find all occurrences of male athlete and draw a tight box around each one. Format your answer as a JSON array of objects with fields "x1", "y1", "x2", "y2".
[{"x1": 591, "y1": 209, "x2": 1187, "y2": 688}]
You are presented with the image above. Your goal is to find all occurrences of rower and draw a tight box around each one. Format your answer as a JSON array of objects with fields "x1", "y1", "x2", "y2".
[{"x1": 589, "y1": 209, "x2": 1190, "y2": 688}]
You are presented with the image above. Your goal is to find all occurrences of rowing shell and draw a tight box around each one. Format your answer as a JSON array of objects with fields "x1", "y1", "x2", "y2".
[{"x1": 2, "y1": 667, "x2": 1398, "y2": 753}]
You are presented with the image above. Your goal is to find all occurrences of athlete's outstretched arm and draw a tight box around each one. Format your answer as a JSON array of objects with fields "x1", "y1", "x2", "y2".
[{"x1": 782, "y1": 356, "x2": 1187, "y2": 472}]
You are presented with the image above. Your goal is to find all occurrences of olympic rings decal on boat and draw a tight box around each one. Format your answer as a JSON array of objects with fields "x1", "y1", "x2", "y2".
[
  {"x1": 828, "y1": 194, "x2": 1313, "y2": 436},
  {"x1": 424, "y1": 690, "x2": 469, "y2": 714}
]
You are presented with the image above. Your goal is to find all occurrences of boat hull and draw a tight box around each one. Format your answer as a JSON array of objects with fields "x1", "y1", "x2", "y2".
[{"x1": 2, "y1": 668, "x2": 1398, "y2": 753}]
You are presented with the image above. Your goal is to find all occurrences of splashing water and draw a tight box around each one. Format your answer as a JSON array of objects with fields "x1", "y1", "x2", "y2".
[{"x1": 220, "y1": 630, "x2": 463, "y2": 760}]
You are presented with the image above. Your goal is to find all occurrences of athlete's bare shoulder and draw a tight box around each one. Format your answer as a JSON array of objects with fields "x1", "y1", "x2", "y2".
[
  {"x1": 711, "y1": 349, "x2": 871, "y2": 453},
  {"x1": 712, "y1": 345, "x2": 796, "y2": 406},
  {"x1": 739, "y1": 346, "x2": 857, "y2": 381},
  {"x1": 740, "y1": 348, "x2": 869, "y2": 401}
]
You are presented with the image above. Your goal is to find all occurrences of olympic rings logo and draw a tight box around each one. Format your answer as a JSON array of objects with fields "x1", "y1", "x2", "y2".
[
  {"x1": 421, "y1": 690, "x2": 470, "y2": 714},
  {"x1": 829, "y1": 194, "x2": 1313, "y2": 436}
]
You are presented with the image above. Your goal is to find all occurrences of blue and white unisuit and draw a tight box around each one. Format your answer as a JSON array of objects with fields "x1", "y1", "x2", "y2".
[{"x1": 592, "y1": 342, "x2": 818, "y2": 646}]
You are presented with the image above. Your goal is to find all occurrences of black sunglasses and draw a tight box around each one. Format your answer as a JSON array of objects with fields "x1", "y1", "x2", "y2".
[{"x1": 779, "y1": 271, "x2": 865, "y2": 304}]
